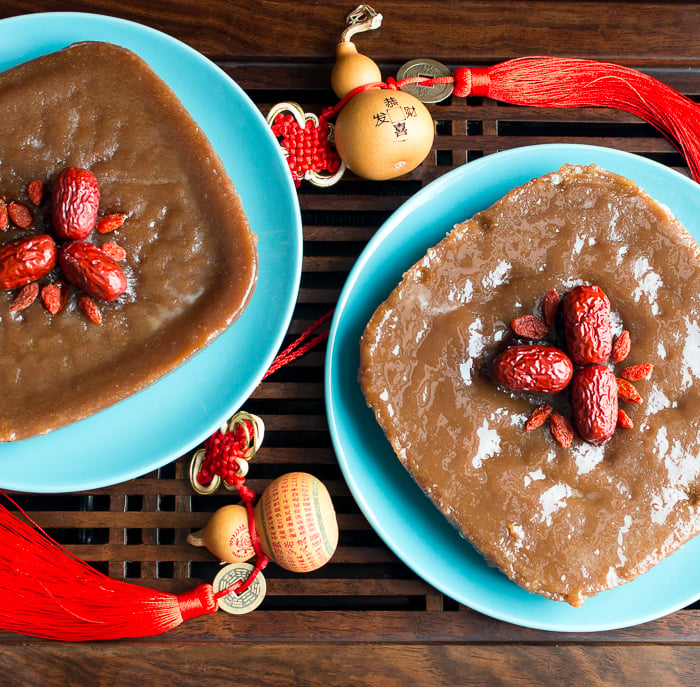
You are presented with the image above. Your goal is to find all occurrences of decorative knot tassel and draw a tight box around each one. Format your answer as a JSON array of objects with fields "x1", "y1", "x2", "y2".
[
  {"x1": 0, "y1": 493, "x2": 218, "y2": 641},
  {"x1": 453, "y1": 57, "x2": 700, "y2": 182},
  {"x1": 177, "y1": 585, "x2": 219, "y2": 621}
]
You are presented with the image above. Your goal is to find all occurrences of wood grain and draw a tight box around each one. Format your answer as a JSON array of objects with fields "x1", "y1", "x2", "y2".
[
  {"x1": 1, "y1": 1, "x2": 700, "y2": 66},
  {"x1": 0, "y1": 643, "x2": 699, "y2": 687}
]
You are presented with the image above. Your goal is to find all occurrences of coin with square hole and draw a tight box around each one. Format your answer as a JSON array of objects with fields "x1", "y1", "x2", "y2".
[
  {"x1": 397, "y1": 59, "x2": 453, "y2": 103},
  {"x1": 213, "y1": 562, "x2": 267, "y2": 614}
]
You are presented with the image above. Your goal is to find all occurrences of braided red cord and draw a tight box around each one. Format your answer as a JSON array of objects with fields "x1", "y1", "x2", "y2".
[
  {"x1": 263, "y1": 307, "x2": 334, "y2": 379},
  {"x1": 270, "y1": 114, "x2": 341, "y2": 187},
  {"x1": 195, "y1": 420, "x2": 271, "y2": 595},
  {"x1": 193, "y1": 307, "x2": 336, "y2": 593},
  {"x1": 196, "y1": 419, "x2": 250, "y2": 486},
  {"x1": 270, "y1": 77, "x2": 452, "y2": 187},
  {"x1": 214, "y1": 473, "x2": 270, "y2": 597},
  {"x1": 197, "y1": 307, "x2": 334, "y2": 487}
]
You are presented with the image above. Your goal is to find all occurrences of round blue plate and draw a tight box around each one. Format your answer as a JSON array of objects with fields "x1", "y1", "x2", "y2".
[
  {"x1": 0, "y1": 13, "x2": 302, "y2": 492},
  {"x1": 326, "y1": 144, "x2": 700, "y2": 632}
]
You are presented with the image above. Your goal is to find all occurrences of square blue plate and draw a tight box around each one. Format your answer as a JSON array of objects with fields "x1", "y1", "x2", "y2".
[
  {"x1": 326, "y1": 144, "x2": 700, "y2": 632},
  {"x1": 0, "y1": 13, "x2": 301, "y2": 492}
]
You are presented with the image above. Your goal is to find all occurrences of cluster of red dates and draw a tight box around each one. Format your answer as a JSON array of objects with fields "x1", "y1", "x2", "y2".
[
  {"x1": 0, "y1": 167, "x2": 128, "y2": 324},
  {"x1": 491, "y1": 284, "x2": 653, "y2": 447}
]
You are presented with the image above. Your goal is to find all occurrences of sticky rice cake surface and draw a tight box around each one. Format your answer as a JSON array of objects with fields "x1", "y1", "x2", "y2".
[{"x1": 0, "y1": 42, "x2": 257, "y2": 441}]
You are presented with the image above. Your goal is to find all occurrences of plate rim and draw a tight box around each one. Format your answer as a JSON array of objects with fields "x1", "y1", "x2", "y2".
[{"x1": 325, "y1": 143, "x2": 700, "y2": 632}]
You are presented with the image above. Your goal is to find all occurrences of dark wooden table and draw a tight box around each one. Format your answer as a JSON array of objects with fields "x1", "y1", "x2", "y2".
[{"x1": 0, "y1": 2, "x2": 699, "y2": 685}]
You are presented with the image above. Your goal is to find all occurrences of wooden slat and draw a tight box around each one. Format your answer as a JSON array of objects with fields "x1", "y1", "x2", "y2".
[
  {"x1": 4, "y1": 608, "x2": 700, "y2": 644},
  {"x1": 4, "y1": 1, "x2": 700, "y2": 67},
  {"x1": 0, "y1": 642, "x2": 698, "y2": 687}
]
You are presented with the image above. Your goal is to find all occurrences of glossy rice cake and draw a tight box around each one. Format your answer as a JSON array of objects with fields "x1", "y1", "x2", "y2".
[{"x1": 0, "y1": 42, "x2": 258, "y2": 441}]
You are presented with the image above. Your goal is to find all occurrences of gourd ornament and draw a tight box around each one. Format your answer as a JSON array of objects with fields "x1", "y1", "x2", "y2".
[
  {"x1": 187, "y1": 504, "x2": 254, "y2": 564},
  {"x1": 188, "y1": 472, "x2": 339, "y2": 573},
  {"x1": 270, "y1": 4, "x2": 700, "y2": 189},
  {"x1": 186, "y1": 412, "x2": 339, "y2": 613},
  {"x1": 330, "y1": 6, "x2": 382, "y2": 100},
  {"x1": 267, "y1": 5, "x2": 435, "y2": 185},
  {"x1": 329, "y1": 5, "x2": 434, "y2": 180}
]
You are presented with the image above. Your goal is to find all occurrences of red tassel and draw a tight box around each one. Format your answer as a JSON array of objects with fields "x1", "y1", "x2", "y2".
[
  {"x1": 0, "y1": 492, "x2": 218, "y2": 640},
  {"x1": 449, "y1": 57, "x2": 700, "y2": 182}
]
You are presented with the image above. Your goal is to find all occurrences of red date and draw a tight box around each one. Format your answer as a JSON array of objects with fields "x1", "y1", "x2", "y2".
[
  {"x1": 492, "y1": 344, "x2": 574, "y2": 394},
  {"x1": 570, "y1": 364, "x2": 618, "y2": 445},
  {"x1": 51, "y1": 167, "x2": 101, "y2": 241},
  {"x1": 562, "y1": 284, "x2": 612, "y2": 365},
  {"x1": 0, "y1": 233, "x2": 57, "y2": 289},
  {"x1": 59, "y1": 240, "x2": 127, "y2": 302}
]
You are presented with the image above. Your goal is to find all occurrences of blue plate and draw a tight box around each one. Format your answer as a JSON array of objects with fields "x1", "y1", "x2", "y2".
[
  {"x1": 0, "y1": 14, "x2": 301, "y2": 492},
  {"x1": 326, "y1": 144, "x2": 700, "y2": 632}
]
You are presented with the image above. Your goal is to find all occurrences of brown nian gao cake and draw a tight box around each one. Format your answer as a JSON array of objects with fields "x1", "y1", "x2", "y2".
[
  {"x1": 0, "y1": 42, "x2": 258, "y2": 441},
  {"x1": 359, "y1": 164, "x2": 700, "y2": 606}
]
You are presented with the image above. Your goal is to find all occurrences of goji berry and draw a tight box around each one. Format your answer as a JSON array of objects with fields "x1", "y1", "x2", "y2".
[
  {"x1": 40, "y1": 281, "x2": 68, "y2": 315},
  {"x1": 27, "y1": 179, "x2": 44, "y2": 206},
  {"x1": 0, "y1": 200, "x2": 9, "y2": 231},
  {"x1": 550, "y1": 412, "x2": 574, "y2": 447},
  {"x1": 96, "y1": 213, "x2": 126, "y2": 234},
  {"x1": 620, "y1": 363, "x2": 653, "y2": 382},
  {"x1": 617, "y1": 409, "x2": 634, "y2": 429},
  {"x1": 78, "y1": 294, "x2": 102, "y2": 324},
  {"x1": 612, "y1": 330, "x2": 631, "y2": 363},
  {"x1": 542, "y1": 289, "x2": 560, "y2": 326},
  {"x1": 525, "y1": 404, "x2": 553, "y2": 431},
  {"x1": 511, "y1": 314, "x2": 549, "y2": 340},
  {"x1": 7, "y1": 201, "x2": 33, "y2": 229},
  {"x1": 10, "y1": 282, "x2": 39, "y2": 311},
  {"x1": 616, "y1": 377, "x2": 643, "y2": 404},
  {"x1": 100, "y1": 241, "x2": 127, "y2": 262}
]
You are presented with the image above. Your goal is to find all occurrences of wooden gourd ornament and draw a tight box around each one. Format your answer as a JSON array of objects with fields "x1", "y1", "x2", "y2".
[
  {"x1": 267, "y1": 5, "x2": 436, "y2": 184},
  {"x1": 185, "y1": 414, "x2": 339, "y2": 615},
  {"x1": 187, "y1": 411, "x2": 339, "y2": 603},
  {"x1": 333, "y1": 87, "x2": 434, "y2": 181},
  {"x1": 188, "y1": 472, "x2": 339, "y2": 573},
  {"x1": 329, "y1": 6, "x2": 434, "y2": 180},
  {"x1": 330, "y1": 5, "x2": 382, "y2": 99},
  {"x1": 187, "y1": 504, "x2": 255, "y2": 563}
]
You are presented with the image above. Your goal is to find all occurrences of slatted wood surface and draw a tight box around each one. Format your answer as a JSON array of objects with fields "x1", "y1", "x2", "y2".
[{"x1": 0, "y1": 2, "x2": 699, "y2": 685}]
